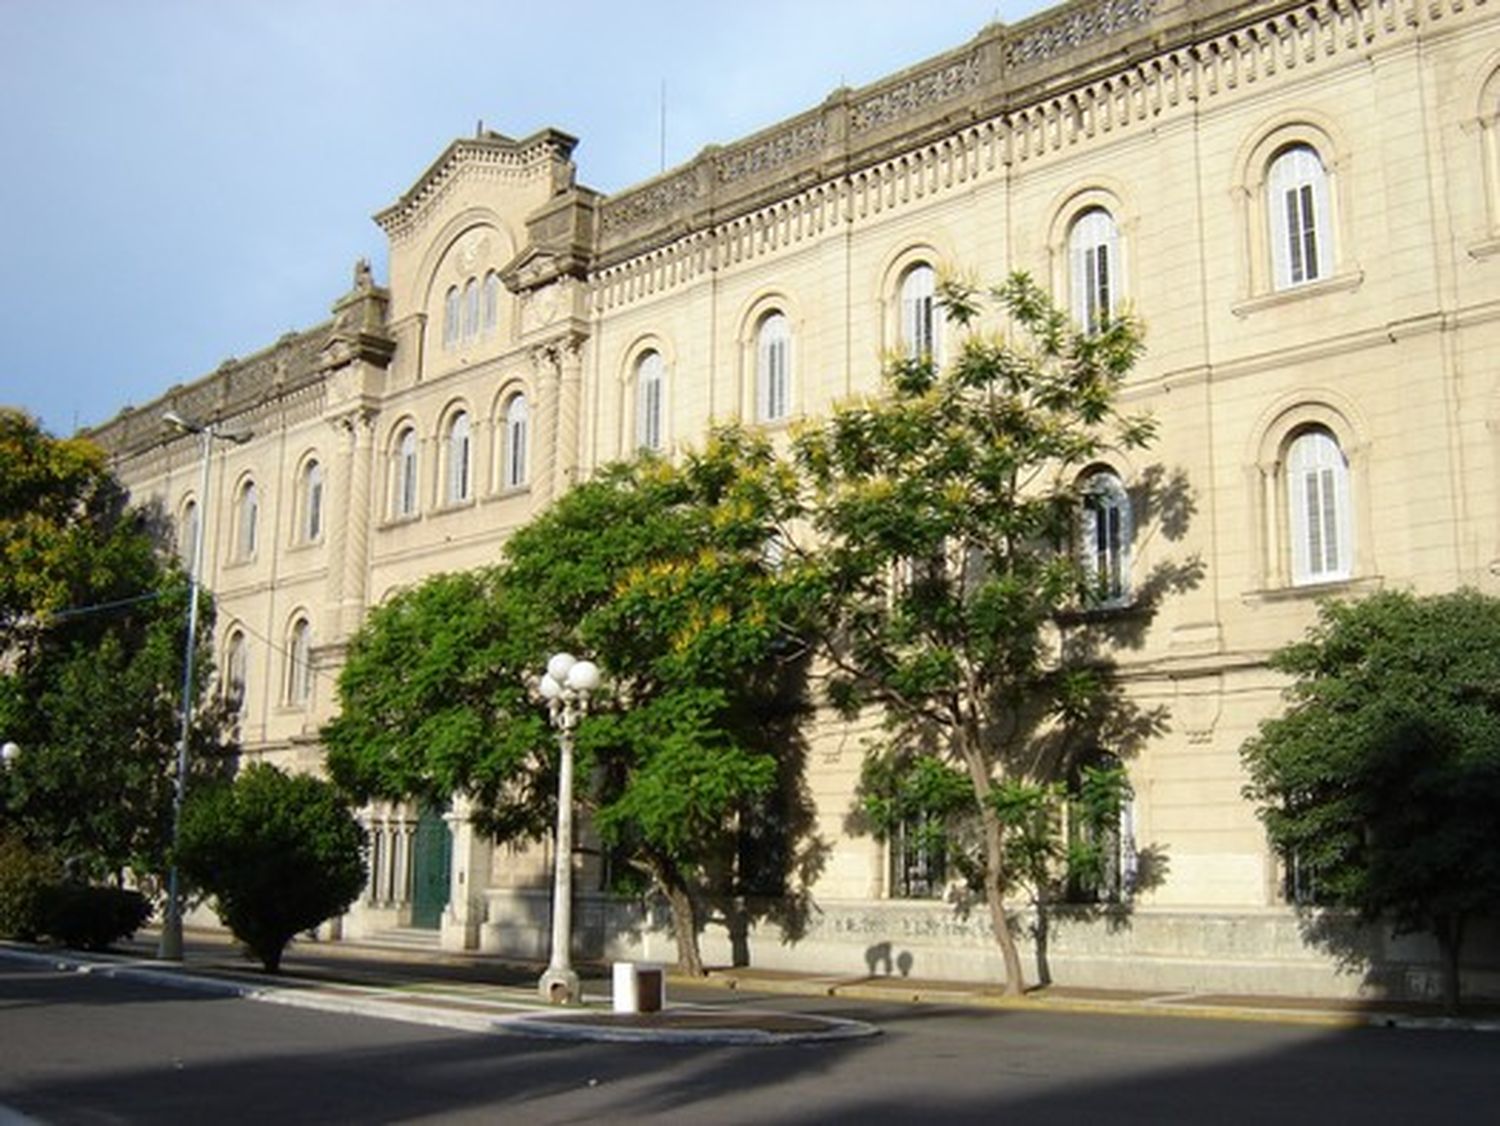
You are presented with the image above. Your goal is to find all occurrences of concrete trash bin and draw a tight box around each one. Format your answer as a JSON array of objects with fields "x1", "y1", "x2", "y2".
[{"x1": 612, "y1": 961, "x2": 666, "y2": 1014}]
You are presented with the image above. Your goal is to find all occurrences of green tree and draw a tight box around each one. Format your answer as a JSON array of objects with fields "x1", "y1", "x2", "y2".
[
  {"x1": 327, "y1": 430, "x2": 820, "y2": 975},
  {"x1": 0, "y1": 409, "x2": 232, "y2": 884},
  {"x1": 793, "y1": 273, "x2": 1157, "y2": 995},
  {"x1": 178, "y1": 763, "x2": 367, "y2": 972},
  {"x1": 1241, "y1": 589, "x2": 1500, "y2": 1012}
]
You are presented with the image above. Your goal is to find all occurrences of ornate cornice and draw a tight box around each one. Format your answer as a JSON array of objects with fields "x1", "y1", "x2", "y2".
[
  {"x1": 591, "y1": 0, "x2": 1493, "y2": 299},
  {"x1": 374, "y1": 128, "x2": 579, "y2": 243}
]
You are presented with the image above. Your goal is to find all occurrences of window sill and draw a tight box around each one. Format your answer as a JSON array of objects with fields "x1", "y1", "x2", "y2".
[
  {"x1": 1055, "y1": 599, "x2": 1144, "y2": 626},
  {"x1": 286, "y1": 538, "x2": 324, "y2": 555},
  {"x1": 1231, "y1": 269, "x2": 1364, "y2": 318},
  {"x1": 1242, "y1": 574, "x2": 1381, "y2": 603},
  {"x1": 1468, "y1": 236, "x2": 1500, "y2": 261},
  {"x1": 433, "y1": 497, "x2": 476, "y2": 515},
  {"x1": 380, "y1": 512, "x2": 422, "y2": 530},
  {"x1": 486, "y1": 485, "x2": 532, "y2": 502}
]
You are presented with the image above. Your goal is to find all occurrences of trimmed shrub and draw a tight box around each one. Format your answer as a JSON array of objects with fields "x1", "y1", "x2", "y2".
[
  {"x1": 39, "y1": 884, "x2": 151, "y2": 951},
  {"x1": 179, "y1": 764, "x2": 366, "y2": 972},
  {"x1": 0, "y1": 833, "x2": 59, "y2": 941}
]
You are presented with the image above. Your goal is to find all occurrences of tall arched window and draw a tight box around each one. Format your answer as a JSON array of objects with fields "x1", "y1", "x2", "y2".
[
  {"x1": 900, "y1": 264, "x2": 939, "y2": 361},
  {"x1": 462, "y1": 278, "x2": 480, "y2": 341},
  {"x1": 446, "y1": 410, "x2": 472, "y2": 503},
  {"x1": 756, "y1": 311, "x2": 790, "y2": 423},
  {"x1": 286, "y1": 617, "x2": 313, "y2": 706},
  {"x1": 301, "y1": 459, "x2": 323, "y2": 543},
  {"x1": 1081, "y1": 470, "x2": 1131, "y2": 607},
  {"x1": 1069, "y1": 208, "x2": 1120, "y2": 331},
  {"x1": 1268, "y1": 145, "x2": 1332, "y2": 289},
  {"x1": 1065, "y1": 753, "x2": 1137, "y2": 904},
  {"x1": 394, "y1": 427, "x2": 419, "y2": 518},
  {"x1": 635, "y1": 350, "x2": 664, "y2": 451},
  {"x1": 443, "y1": 287, "x2": 460, "y2": 349},
  {"x1": 502, "y1": 394, "x2": 529, "y2": 489},
  {"x1": 178, "y1": 498, "x2": 199, "y2": 567},
  {"x1": 482, "y1": 271, "x2": 500, "y2": 336},
  {"x1": 1287, "y1": 427, "x2": 1351, "y2": 585},
  {"x1": 224, "y1": 629, "x2": 248, "y2": 716},
  {"x1": 236, "y1": 480, "x2": 258, "y2": 561}
]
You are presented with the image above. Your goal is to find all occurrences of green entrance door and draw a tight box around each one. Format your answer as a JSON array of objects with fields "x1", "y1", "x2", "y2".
[{"x1": 410, "y1": 805, "x2": 452, "y2": 930}]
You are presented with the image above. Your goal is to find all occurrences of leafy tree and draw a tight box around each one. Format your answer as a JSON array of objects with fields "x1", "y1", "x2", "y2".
[
  {"x1": 178, "y1": 763, "x2": 367, "y2": 972},
  {"x1": 323, "y1": 569, "x2": 552, "y2": 843},
  {"x1": 793, "y1": 273, "x2": 1157, "y2": 995},
  {"x1": 0, "y1": 409, "x2": 233, "y2": 885},
  {"x1": 0, "y1": 408, "x2": 159, "y2": 651},
  {"x1": 327, "y1": 430, "x2": 821, "y2": 975},
  {"x1": 1241, "y1": 589, "x2": 1500, "y2": 1012}
]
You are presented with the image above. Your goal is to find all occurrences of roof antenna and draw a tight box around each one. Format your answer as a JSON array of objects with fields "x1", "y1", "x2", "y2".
[{"x1": 477, "y1": 118, "x2": 484, "y2": 137}]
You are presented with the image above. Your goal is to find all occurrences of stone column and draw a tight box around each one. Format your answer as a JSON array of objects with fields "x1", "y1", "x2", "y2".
[
  {"x1": 441, "y1": 795, "x2": 494, "y2": 952},
  {"x1": 342, "y1": 410, "x2": 376, "y2": 637},
  {"x1": 531, "y1": 334, "x2": 584, "y2": 505},
  {"x1": 555, "y1": 336, "x2": 584, "y2": 492}
]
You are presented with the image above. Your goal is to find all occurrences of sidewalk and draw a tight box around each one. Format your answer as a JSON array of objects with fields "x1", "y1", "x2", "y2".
[{"x1": 4, "y1": 929, "x2": 1497, "y2": 1040}]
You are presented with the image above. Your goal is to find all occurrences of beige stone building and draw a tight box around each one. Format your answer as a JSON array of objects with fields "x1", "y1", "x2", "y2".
[{"x1": 92, "y1": 0, "x2": 1500, "y2": 998}]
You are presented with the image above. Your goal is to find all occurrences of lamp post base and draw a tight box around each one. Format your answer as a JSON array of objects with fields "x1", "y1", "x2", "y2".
[
  {"x1": 157, "y1": 904, "x2": 183, "y2": 962},
  {"x1": 539, "y1": 966, "x2": 580, "y2": 1005}
]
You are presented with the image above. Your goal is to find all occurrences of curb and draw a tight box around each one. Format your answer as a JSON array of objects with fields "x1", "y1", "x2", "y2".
[
  {"x1": 685, "y1": 969, "x2": 1500, "y2": 1033},
  {"x1": 7, "y1": 943, "x2": 1498, "y2": 1036},
  {"x1": 0, "y1": 946, "x2": 518, "y2": 1035}
]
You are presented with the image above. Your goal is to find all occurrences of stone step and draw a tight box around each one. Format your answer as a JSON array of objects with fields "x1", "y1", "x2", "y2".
[{"x1": 361, "y1": 927, "x2": 444, "y2": 950}]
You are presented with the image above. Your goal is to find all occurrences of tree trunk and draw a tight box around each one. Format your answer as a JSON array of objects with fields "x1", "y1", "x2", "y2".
[
  {"x1": 979, "y1": 802, "x2": 1028, "y2": 996},
  {"x1": 956, "y1": 713, "x2": 1028, "y2": 996},
  {"x1": 1434, "y1": 913, "x2": 1466, "y2": 1015},
  {"x1": 647, "y1": 853, "x2": 706, "y2": 977}
]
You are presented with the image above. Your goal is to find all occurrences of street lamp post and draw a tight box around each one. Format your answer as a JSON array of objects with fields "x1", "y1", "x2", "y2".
[
  {"x1": 536, "y1": 652, "x2": 601, "y2": 1004},
  {"x1": 157, "y1": 411, "x2": 251, "y2": 962},
  {"x1": 0, "y1": 741, "x2": 17, "y2": 827}
]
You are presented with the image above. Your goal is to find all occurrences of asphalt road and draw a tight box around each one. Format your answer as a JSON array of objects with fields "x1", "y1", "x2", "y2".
[{"x1": 2, "y1": 960, "x2": 1496, "y2": 1125}]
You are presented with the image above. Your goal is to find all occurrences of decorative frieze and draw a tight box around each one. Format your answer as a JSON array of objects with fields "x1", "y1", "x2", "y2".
[
  {"x1": 600, "y1": 169, "x2": 701, "y2": 234},
  {"x1": 851, "y1": 52, "x2": 984, "y2": 134},
  {"x1": 714, "y1": 119, "x2": 828, "y2": 183},
  {"x1": 1005, "y1": 0, "x2": 1159, "y2": 70}
]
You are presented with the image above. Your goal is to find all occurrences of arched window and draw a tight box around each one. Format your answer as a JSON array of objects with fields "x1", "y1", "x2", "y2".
[
  {"x1": 301, "y1": 459, "x2": 323, "y2": 543},
  {"x1": 890, "y1": 810, "x2": 948, "y2": 899},
  {"x1": 756, "y1": 311, "x2": 790, "y2": 423},
  {"x1": 1081, "y1": 470, "x2": 1131, "y2": 606},
  {"x1": 900, "y1": 264, "x2": 939, "y2": 361},
  {"x1": 502, "y1": 394, "x2": 529, "y2": 489},
  {"x1": 394, "y1": 427, "x2": 419, "y2": 518},
  {"x1": 178, "y1": 498, "x2": 199, "y2": 568},
  {"x1": 446, "y1": 410, "x2": 472, "y2": 504},
  {"x1": 224, "y1": 629, "x2": 247, "y2": 716},
  {"x1": 1065, "y1": 753, "x2": 1136, "y2": 904},
  {"x1": 1069, "y1": 208, "x2": 1120, "y2": 331},
  {"x1": 462, "y1": 278, "x2": 480, "y2": 341},
  {"x1": 482, "y1": 271, "x2": 500, "y2": 336},
  {"x1": 286, "y1": 617, "x2": 313, "y2": 706},
  {"x1": 443, "y1": 287, "x2": 460, "y2": 349},
  {"x1": 235, "y1": 480, "x2": 258, "y2": 561},
  {"x1": 1286, "y1": 427, "x2": 1351, "y2": 585},
  {"x1": 635, "y1": 350, "x2": 664, "y2": 451},
  {"x1": 1268, "y1": 145, "x2": 1332, "y2": 289}
]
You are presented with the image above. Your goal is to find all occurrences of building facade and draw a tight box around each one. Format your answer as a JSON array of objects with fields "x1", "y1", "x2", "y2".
[{"x1": 92, "y1": 0, "x2": 1500, "y2": 998}]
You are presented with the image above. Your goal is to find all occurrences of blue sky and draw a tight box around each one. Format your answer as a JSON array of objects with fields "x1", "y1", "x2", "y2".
[{"x1": 0, "y1": 1, "x2": 1049, "y2": 436}]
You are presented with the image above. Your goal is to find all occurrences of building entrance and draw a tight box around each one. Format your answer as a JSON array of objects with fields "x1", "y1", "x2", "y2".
[{"x1": 410, "y1": 805, "x2": 452, "y2": 930}]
